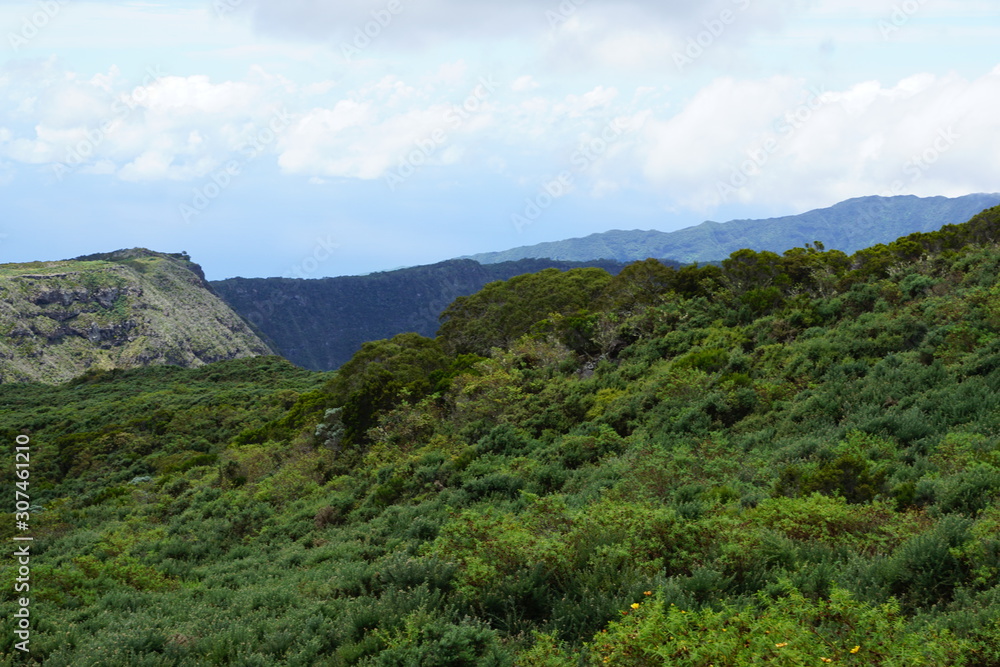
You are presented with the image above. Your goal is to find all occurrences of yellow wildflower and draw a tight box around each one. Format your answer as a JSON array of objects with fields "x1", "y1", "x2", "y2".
[
  {"x1": 775, "y1": 642, "x2": 788, "y2": 648},
  {"x1": 631, "y1": 603, "x2": 641, "y2": 610},
  {"x1": 850, "y1": 646, "x2": 860, "y2": 654}
]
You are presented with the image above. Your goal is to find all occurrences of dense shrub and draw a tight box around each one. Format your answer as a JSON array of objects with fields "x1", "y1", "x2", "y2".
[{"x1": 6, "y1": 207, "x2": 1000, "y2": 664}]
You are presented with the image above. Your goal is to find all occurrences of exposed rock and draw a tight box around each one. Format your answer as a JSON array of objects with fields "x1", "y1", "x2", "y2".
[{"x1": 0, "y1": 249, "x2": 274, "y2": 384}]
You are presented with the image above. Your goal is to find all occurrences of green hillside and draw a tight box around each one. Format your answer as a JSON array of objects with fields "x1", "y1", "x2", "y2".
[
  {"x1": 4, "y1": 208, "x2": 1000, "y2": 664},
  {"x1": 0, "y1": 249, "x2": 273, "y2": 383},
  {"x1": 468, "y1": 193, "x2": 1000, "y2": 265}
]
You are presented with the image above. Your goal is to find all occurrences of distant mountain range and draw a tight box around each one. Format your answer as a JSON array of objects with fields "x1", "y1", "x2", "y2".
[
  {"x1": 210, "y1": 258, "x2": 635, "y2": 372},
  {"x1": 0, "y1": 249, "x2": 272, "y2": 383},
  {"x1": 466, "y1": 194, "x2": 1000, "y2": 265}
]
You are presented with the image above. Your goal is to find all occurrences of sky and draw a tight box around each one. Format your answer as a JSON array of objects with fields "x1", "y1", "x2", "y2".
[{"x1": 0, "y1": 0, "x2": 998, "y2": 280}]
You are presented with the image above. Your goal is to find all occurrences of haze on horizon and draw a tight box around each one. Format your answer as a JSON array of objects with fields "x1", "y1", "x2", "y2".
[{"x1": 0, "y1": 0, "x2": 998, "y2": 280}]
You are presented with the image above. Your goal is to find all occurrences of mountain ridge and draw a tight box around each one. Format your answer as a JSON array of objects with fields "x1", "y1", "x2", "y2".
[
  {"x1": 465, "y1": 193, "x2": 1000, "y2": 265},
  {"x1": 6, "y1": 194, "x2": 1000, "y2": 380}
]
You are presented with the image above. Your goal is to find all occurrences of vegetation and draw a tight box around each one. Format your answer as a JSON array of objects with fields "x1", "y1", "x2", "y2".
[{"x1": 4, "y1": 205, "x2": 1000, "y2": 664}]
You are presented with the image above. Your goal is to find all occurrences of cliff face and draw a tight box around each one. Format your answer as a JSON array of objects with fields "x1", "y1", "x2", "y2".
[
  {"x1": 0, "y1": 249, "x2": 273, "y2": 384},
  {"x1": 212, "y1": 258, "x2": 633, "y2": 371}
]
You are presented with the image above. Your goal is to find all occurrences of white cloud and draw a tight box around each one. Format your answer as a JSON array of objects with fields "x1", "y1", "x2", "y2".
[
  {"x1": 139, "y1": 75, "x2": 261, "y2": 116},
  {"x1": 511, "y1": 75, "x2": 539, "y2": 92},
  {"x1": 0, "y1": 62, "x2": 297, "y2": 181},
  {"x1": 277, "y1": 96, "x2": 493, "y2": 180},
  {"x1": 0, "y1": 17, "x2": 997, "y2": 231},
  {"x1": 276, "y1": 73, "x2": 504, "y2": 180},
  {"x1": 236, "y1": 0, "x2": 801, "y2": 70},
  {"x1": 7, "y1": 56, "x2": 994, "y2": 216},
  {"x1": 642, "y1": 77, "x2": 803, "y2": 185},
  {"x1": 637, "y1": 68, "x2": 1000, "y2": 212},
  {"x1": 570, "y1": 86, "x2": 618, "y2": 114},
  {"x1": 118, "y1": 150, "x2": 175, "y2": 181}
]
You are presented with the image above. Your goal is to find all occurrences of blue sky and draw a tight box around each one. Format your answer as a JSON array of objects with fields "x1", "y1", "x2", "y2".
[{"x1": 0, "y1": 0, "x2": 998, "y2": 279}]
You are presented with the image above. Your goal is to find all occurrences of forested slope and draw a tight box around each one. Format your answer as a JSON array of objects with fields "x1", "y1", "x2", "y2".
[{"x1": 4, "y1": 207, "x2": 1000, "y2": 664}]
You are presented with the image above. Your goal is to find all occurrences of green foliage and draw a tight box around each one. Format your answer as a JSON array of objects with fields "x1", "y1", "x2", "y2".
[
  {"x1": 370, "y1": 612, "x2": 513, "y2": 666},
  {"x1": 322, "y1": 333, "x2": 450, "y2": 446},
  {"x1": 438, "y1": 267, "x2": 612, "y2": 356},
  {"x1": 7, "y1": 205, "x2": 1000, "y2": 664},
  {"x1": 579, "y1": 587, "x2": 969, "y2": 666}
]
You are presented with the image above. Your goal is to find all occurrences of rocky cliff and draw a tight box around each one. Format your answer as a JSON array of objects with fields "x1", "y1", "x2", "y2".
[{"x1": 0, "y1": 249, "x2": 273, "y2": 383}]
